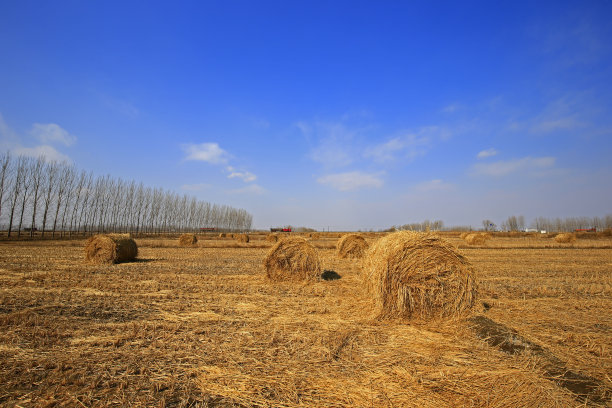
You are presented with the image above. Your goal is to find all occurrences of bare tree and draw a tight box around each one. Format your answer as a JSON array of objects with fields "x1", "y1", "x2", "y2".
[
  {"x1": 0, "y1": 152, "x2": 11, "y2": 222},
  {"x1": 51, "y1": 165, "x2": 73, "y2": 237},
  {"x1": 7, "y1": 156, "x2": 27, "y2": 237},
  {"x1": 28, "y1": 156, "x2": 45, "y2": 237},
  {"x1": 40, "y1": 161, "x2": 59, "y2": 237}
]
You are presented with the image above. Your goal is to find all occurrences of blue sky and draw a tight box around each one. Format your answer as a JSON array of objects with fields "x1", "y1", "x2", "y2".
[{"x1": 1, "y1": 1, "x2": 611, "y2": 230}]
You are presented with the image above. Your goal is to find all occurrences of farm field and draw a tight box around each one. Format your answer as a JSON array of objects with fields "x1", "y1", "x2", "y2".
[{"x1": 0, "y1": 234, "x2": 611, "y2": 407}]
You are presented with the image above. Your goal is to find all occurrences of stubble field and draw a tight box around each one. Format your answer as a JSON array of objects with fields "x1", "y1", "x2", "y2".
[{"x1": 0, "y1": 233, "x2": 611, "y2": 407}]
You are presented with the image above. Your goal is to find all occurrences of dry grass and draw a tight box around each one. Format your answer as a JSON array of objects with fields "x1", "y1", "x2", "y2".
[
  {"x1": 266, "y1": 233, "x2": 280, "y2": 243},
  {"x1": 178, "y1": 233, "x2": 198, "y2": 247},
  {"x1": 336, "y1": 233, "x2": 369, "y2": 259},
  {"x1": 0, "y1": 233, "x2": 611, "y2": 406},
  {"x1": 264, "y1": 236, "x2": 321, "y2": 281},
  {"x1": 84, "y1": 234, "x2": 138, "y2": 264},
  {"x1": 362, "y1": 231, "x2": 477, "y2": 320}
]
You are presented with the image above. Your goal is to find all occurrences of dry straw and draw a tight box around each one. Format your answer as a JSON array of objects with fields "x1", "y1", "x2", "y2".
[
  {"x1": 235, "y1": 233, "x2": 250, "y2": 243},
  {"x1": 555, "y1": 233, "x2": 576, "y2": 243},
  {"x1": 362, "y1": 231, "x2": 477, "y2": 320},
  {"x1": 464, "y1": 232, "x2": 489, "y2": 245},
  {"x1": 178, "y1": 233, "x2": 198, "y2": 247},
  {"x1": 266, "y1": 233, "x2": 280, "y2": 243},
  {"x1": 218, "y1": 233, "x2": 226, "y2": 238},
  {"x1": 336, "y1": 233, "x2": 369, "y2": 259},
  {"x1": 264, "y1": 236, "x2": 321, "y2": 281},
  {"x1": 84, "y1": 234, "x2": 138, "y2": 264}
]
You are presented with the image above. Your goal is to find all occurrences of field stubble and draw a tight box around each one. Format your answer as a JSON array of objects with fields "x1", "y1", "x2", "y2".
[{"x1": 0, "y1": 234, "x2": 610, "y2": 407}]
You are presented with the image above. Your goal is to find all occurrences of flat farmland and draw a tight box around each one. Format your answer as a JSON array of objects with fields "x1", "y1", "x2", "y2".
[{"x1": 0, "y1": 235, "x2": 611, "y2": 407}]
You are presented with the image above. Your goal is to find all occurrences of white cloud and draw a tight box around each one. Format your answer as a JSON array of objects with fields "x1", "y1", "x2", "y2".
[
  {"x1": 530, "y1": 118, "x2": 582, "y2": 134},
  {"x1": 182, "y1": 142, "x2": 229, "y2": 164},
  {"x1": 477, "y1": 148, "x2": 499, "y2": 159},
  {"x1": 364, "y1": 126, "x2": 448, "y2": 163},
  {"x1": 317, "y1": 171, "x2": 384, "y2": 191},
  {"x1": 228, "y1": 171, "x2": 256, "y2": 182},
  {"x1": 181, "y1": 183, "x2": 210, "y2": 191},
  {"x1": 442, "y1": 104, "x2": 462, "y2": 113},
  {"x1": 228, "y1": 184, "x2": 265, "y2": 195},
  {"x1": 298, "y1": 120, "x2": 360, "y2": 167},
  {"x1": 31, "y1": 123, "x2": 76, "y2": 146},
  {"x1": 415, "y1": 179, "x2": 454, "y2": 191},
  {"x1": 13, "y1": 145, "x2": 71, "y2": 162},
  {"x1": 472, "y1": 156, "x2": 556, "y2": 177}
]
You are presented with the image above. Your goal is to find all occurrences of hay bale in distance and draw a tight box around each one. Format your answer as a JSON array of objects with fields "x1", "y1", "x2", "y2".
[
  {"x1": 264, "y1": 236, "x2": 321, "y2": 281},
  {"x1": 178, "y1": 233, "x2": 198, "y2": 247},
  {"x1": 84, "y1": 234, "x2": 138, "y2": 264},
  {"x1": 336, "y1": 233, "x2": 369, "y2": 259},
  {"x1": 555, "y1": 233, "x2": 576, "y2": 244},
  {"x1": 266, "y1": 233, "x2": 280, "y2": 243},
  {"x1": 218, "y1": 233, "x2": 226, "y2": 238},
  {"x1": 362, "y1": 231, "x2": 477, "y2": 320},
  {"x1": 235, "y1": 233, "x2": 250, "y2": 243},
  {"x1": 464, "y1": 232, "x2": 488, "y2": 245}
]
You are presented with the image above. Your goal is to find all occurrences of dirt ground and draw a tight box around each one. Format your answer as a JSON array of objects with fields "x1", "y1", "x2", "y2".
[{"x1": 0, "y1": 234, "x2": 610, "y2": 407}]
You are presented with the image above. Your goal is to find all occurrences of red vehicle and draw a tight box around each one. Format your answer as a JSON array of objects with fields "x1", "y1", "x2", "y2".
[
  {"x1": 270, "y1": 227, "x2": 292, "y2": 232},
  {"x1": 575, "y1": 228, "x2": 596, "y2": 232},
  {"x1": 199, "y1": 227, "x2": 216, "y2": 231}
]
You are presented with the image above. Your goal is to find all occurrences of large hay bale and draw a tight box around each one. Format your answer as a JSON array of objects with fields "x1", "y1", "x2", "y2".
[
  {"x1": 555, "y1": 233, "x2": 576, "y2": 243},
  {"x1": 218, "y1": 233, "x2": 226, "y2": 238},
  {"x1": 362, "y1": 231, "x2": 477, "y2": 320},
  {"x1": 235, "y1": 233, "x2": 250, "y2": 243},
  {"x1": 84, "y1": 234, "x2": 138, "y2": 264},
  {"x1": 464, "y1": 232, "x2": 488, "y2": 245},
  {"x1": 459, "y1": 232, "x2": 471, "y2": 240},
  {"x1": 336, "y1": 233, "x2": 369, "y2": 259},
  {"x1": 178, "y1": 233, "x2": 198, "y2": 246},
  {"x1": 264, "y1": 236, "x2": 321, "y2": 281}
]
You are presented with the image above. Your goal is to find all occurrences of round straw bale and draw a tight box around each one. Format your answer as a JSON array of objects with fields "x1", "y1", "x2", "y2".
[
  {"x1": 555, "y1": 233, "x2": 576, "y2": 243},
  {"x1": 266, "y1": 233, "x2": 280, "y2": 243},
  {"x1": 235, "y1": 233, "x2": 250, "y2": 243},
  {"x1": 309, "y1": 232, "x2": 320, "y2": 240},
  {"x1": 464, "y1": 232, "x2": 488, "y2": 245},
  {"x1": 336, "y1": 233, "x2": 369, "y2": 259},
  {"x1": 459, "y1": 232, "x2": 471, "y2": 240},
  {"x1": 178, "y1": 233, "x2": 198, "y2": 246},
  {"x1": 218, "y1": 233, "x2": 226, "y2": 238},
  {"x1": 264, "y1": 236, "x2": 321, "y2": 281},
  {"x1": 84, "y1": 234, "x2": 138, "y2": 264},
  {"x1": 362, "y1": 231, "x2": 477, "y2": 320}
]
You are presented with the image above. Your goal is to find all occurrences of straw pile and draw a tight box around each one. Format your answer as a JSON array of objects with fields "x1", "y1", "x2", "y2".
[
  {"x1": 362, "y1": 231, "x2": 477, "y2": 320},
  {"x1": 178, "y1": 233, "x2": 198, "y2": 247},
  {"x1": 218, "y1": 233, "x2": 226, "y2": 238},
  {"x1": 555, "y1": 233, "x2": 576, "y2": 243},
  {"x1": 336, "y1": 233, "x2": 369, "y2": 259},
  {"x1": 309, "y1": 232, "x2": 320, "y2": 240},
  {"x1": 464, "y1": 232, "x2": 489, "y2": 245},
  {"x1": 235, "y1": 233, "x2": 250, "y2": 243},
  {"x1": 84, "y1": 234, "x2": 138, "y2": 264},
  {"x1": 266, "y1": 233, "x2": 280, "y2": 243},
  {"x1": 459, "y1": 232, "x2": 471, "y2": 240},
  {"x1": 264, "y1": 236, "x2": 321, "y2": 281}
]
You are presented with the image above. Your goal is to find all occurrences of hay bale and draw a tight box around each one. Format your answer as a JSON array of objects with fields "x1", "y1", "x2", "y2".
[
  {"x1": 178, "y1": 233, "x2": 198, "y2": 246},
  {"x1": 309, "y1": 232, "x2": 320, "y2": 240},
  {"x1": 84, "y1": 234, "x2": 138, "y2": 264},
  {"x1": 218, "y1": 233, "x2": 226, "y2": 238},
  {"x1": 362, "y1": 231, "x2": 477, "y2": 320},
  {"x1": 266, "y1": 233, "x2": 280, "y2": 243},
  {"x1": 464, "y1": 232, "x2": 488, "y2": 245},
  {"x1": 235, "y1": 233, "x2": 250, "y2": 243},
  {"x1": 264, "y1": 236, "x2": 321, "y2": 281},
  {"x1": 459, "y1": 232, "x2": 471, "y2": 240},
  {"x1": 336, "y1": 233, "x2": 369, "y2": 259},
  {"x1": 555, "y1": 233, "x2": 576, "y2": 243}
]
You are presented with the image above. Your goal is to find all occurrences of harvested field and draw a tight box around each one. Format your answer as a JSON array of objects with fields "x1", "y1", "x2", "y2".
[{"x1": 0, "y1": 235, "x2": 611, "y2": 406}]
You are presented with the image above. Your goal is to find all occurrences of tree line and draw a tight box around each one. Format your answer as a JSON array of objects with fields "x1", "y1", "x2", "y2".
[
  {"x1": 0, "y1": 152, "x2": 253, "y2": 238},
  {"x1": 482, "y1": 215, "x2": 612, "y2": 232}
]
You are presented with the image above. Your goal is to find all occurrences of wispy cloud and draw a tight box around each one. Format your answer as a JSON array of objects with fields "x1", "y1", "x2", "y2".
[
  {"x1": 415, "y1": 179, "x2": 454, "y2": 191},
  {"x1": 364, "y1": 126, "x2": 448, "y2": 163},
  {"x1": 31, "y1": 123, "x2": 76, "y2": 146},
  {"x1": 181, "y1": 183, "x2": 210, "y2": 191},
  {"x1": 477, "y1": 148, "x2": 499, "y2": 159},
  {"x1": 182, "y1": 142, "x2": 229, "y2": 164},
  {"x1": 13, "y1": 145, "x2": 71, "y2": 162},
  {"x1": 228, "y1": 170, "x2": 256, "y2": 182},
  {"x1": 317, "y1": 171, "x2": 384, "y2": 191},
  {"x1": 472, "y1": 156, "x2": 556, "y2": 177},
  {"x1": 228, "y1": 184, "x2": 265, "y2": 195},
  {"x1": 298, "y1": 120, "x2": 363, "y2": 167}
]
